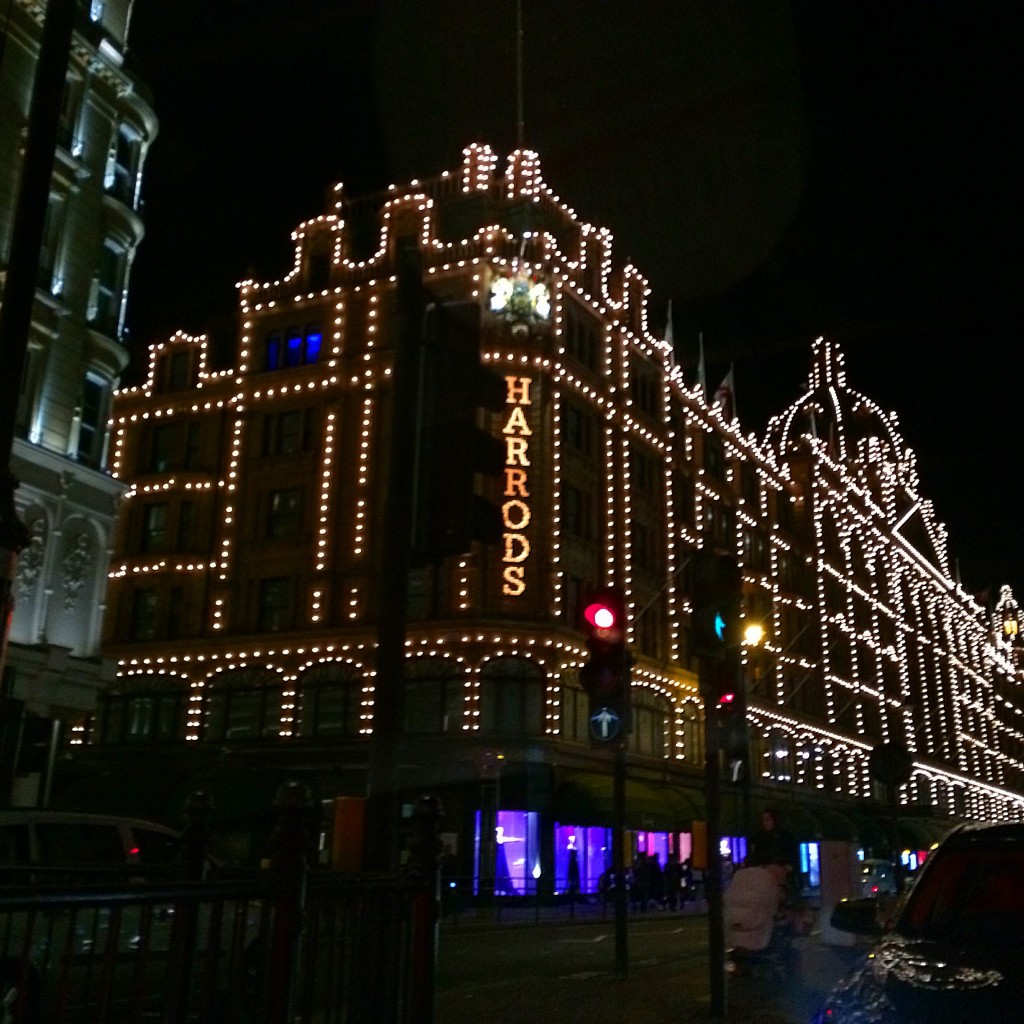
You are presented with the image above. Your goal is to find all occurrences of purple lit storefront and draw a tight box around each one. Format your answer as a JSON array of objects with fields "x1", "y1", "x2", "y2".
[{"x1": 473, "y1": 809, "x2": 694, "y2": 896}]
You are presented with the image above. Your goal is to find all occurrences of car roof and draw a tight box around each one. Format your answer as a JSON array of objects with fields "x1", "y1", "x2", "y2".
[
  {"x1": 0, "y1": 810, "x2": 179, "y2": 834},
  {"x1": 941, "y1": 821, "x2": 1024, "y2": 843}
]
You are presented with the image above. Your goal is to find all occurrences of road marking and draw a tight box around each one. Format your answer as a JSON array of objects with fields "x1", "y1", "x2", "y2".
[{"x1": 560, "y1": 934, "x2": 609, "y2": 944}]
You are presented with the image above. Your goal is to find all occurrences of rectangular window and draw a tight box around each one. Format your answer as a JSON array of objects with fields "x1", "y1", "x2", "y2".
[
  {"x1": 176, "y1": 502, "x2": 194, "y2": 551},
  {"x1": 304, "y1": 326, "x2": 323, "y2": 363},
  {"x1": 264, "y1": 332, "x2": 282, "y2": 371},
  {"x1": 168, "y1": 351, "x2": 191, "y2": 390},
  {"x1": 285, "y1": 328, "x2": 303, "y2": 368},
  {"x1": 148, "y1": 423, "x2": 178, "y2": 473},
  {"x1": 268, "y1": 489, "x2": 301, "y2": 539},
  {"x1": 564, "y1": 404, "x2": 592, "y2": 457},
  {"x1": 632, "y1": 522, "x2": 656, "y2": 572},
  {"x1": 130, "y1": 589, "x2": 158, "y2": 640},
  {"x1": 703, "y1": 435, "x2": 724, "y2": 479},
  {"x1": 262, "y1": 410, "x2": 308, "y2": 456},
  {"x1": 184, "y1": 421, "x2": 202, "y2": 469},
  {"x1": 16, "y1": 345, "x2": 42, "y2": 440},
  {"x1": 89, "y1": 240, "x2": 125, "y2": 332},
  {"x1": 560, "y1": 686, "x2": 589, "y2": 743},
  {"x1": 563, "y1": 484, "x2": 583, "y2": 537},
  {"x1": 741, "y1": 464, "x2": 760, "y2": 509},
  {"x1": 141, "y1": 504, "x2": 168, "y2": 553},
  {"x1": 109, "y1": 125, "x2": 138, "y2": 207},
  {"x1": 563, "y1": 575, "x2": 583, "y2": 629},
  {"x1": 167, "y1": 587, "x2": 186, "y2": 639},
  {"x1": 630, "y1": 447, "x2": 657, "y2": 493},
  {"x1": 39, "y1": 194, "x2": 64, "y2": 289},
  {"x1": 76, "y1": 374, "x2": 107, "y2": 467},
  {"x1": 675, "y1": 472, "x2": 695, "y2": 526},
  {"x1": 259, "y1": 577, "x2": 292, "y2": 632}
]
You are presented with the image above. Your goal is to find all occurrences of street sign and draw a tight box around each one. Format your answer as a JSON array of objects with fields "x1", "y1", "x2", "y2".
[{"x1": 590, "y1": 706, "x2": 621, "y2": 741}]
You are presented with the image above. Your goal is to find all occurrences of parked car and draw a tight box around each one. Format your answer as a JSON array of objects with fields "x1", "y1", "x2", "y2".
[
  {"x1": 812, "y1": 821, "x2": 1024, "y2": 1023},
  {"x1": 0, "y1": 811, "x2": 199, "y2": 1019},
  {"x1": 0, "y1": 809, "x2": 184, "y2": 881}
]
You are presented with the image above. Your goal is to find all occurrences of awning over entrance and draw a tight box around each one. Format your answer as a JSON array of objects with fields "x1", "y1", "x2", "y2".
[{"x1": 553, "y1": 772, "x2": 704, "y2": 831}]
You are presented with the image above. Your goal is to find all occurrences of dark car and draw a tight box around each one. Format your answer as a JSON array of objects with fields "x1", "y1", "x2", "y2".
[{"x1": 812, "y1": 821, "x2": 1024, "y2": 1024}]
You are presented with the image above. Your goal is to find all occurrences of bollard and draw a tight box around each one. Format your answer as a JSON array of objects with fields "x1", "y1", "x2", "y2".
[
  {"x1": 178, "y1": 789, "x2": 213, "y2": 880},
  {"x1": 405, "y1": 795, "x2": 443, "y2": 1024},
  {"x1": 166, "y1": 790, "x2": 214, "y2": 1024},
  {"x1": 265, "y1": 781, "x2": 318, "y2": 1024}
]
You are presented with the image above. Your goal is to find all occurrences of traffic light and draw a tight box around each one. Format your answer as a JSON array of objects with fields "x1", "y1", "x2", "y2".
[
  {"x1": 414, "y1": 300, "x2": 506, "y2": 560},
  {"x1": 712, "y1": 660, "x2": 749, "y2": 784},
  {"x1": 579, "y1": 589, "x2": 631, "y2": 741},
  {"x1": 690, "y1": 551, "x2": 743, "y2": 659}
]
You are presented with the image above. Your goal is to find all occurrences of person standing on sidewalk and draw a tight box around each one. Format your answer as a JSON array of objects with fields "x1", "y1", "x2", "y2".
[{"x1": 748, "y1": 807, "x2": 800, "y2": 908}]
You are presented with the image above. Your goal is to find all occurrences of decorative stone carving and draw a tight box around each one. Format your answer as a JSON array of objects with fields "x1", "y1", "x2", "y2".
[
  {"x1": 16, "y1": 517, "x2": 47, "y2": 598},
  {"x1": 62, "y1": 532, "x2": 93, "y2": 610}
]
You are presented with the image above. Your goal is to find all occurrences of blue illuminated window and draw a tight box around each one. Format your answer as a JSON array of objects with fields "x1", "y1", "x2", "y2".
[
  {"x1": 263, "y1": 325, "x2": 322, "y2": 371},
  {"x1": 264, "y1": 332, "x2": 281, "y2": 371},
  {"x1": 285, "y1": 327, "x2": 303, "y2": 368},
  {"x1": 304, "y1": 325, "x2": 322, "y2": 364}
]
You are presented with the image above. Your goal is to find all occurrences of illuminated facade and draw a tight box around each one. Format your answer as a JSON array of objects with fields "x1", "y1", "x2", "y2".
[
  {"x1": 0, "y1": 1, "x2": 155, "y2": 802},
  {"x1": 78, "y1": 145, "x2": 1024, "y2": 878}
]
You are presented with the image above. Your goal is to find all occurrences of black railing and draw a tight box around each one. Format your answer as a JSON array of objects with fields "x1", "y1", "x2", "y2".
[{"x1": 0, "y1": 790, "x2": 441, "y2": 1024}]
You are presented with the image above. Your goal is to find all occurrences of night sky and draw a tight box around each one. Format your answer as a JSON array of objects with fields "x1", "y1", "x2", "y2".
[{"x1": 122, "y1": 1, "x2": 1021, "y2": 602}]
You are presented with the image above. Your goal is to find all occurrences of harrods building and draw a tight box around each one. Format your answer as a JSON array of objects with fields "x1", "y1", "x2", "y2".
[{"x1": 67, "y1": 145, "x2": 1024, "y2": 889}]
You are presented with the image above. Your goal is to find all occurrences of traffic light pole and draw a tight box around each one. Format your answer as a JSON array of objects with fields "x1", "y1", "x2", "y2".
[
  {"x1": 364, "y1": 239, "x2": 424, "y2": 872},
  {"x1": 701, "y1": 684, "x2": 727, "y2": 1018},
  {"x1": 613, "y1": 736, "x2": 629, "y2": 978}
]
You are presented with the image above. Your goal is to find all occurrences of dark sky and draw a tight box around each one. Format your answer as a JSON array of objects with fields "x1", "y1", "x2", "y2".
[{"x1": 123, "y1": 1, "x2": 1021, "y2": 601}]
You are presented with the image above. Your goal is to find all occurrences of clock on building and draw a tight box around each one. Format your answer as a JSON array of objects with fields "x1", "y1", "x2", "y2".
[{"x1": 488, "y1": 271, "x2": 551, "y2": 330}]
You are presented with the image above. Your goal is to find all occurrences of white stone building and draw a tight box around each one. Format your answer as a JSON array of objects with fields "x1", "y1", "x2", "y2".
[{"x1": 0, "y1": 0, "x2": 155, "y2": 802}]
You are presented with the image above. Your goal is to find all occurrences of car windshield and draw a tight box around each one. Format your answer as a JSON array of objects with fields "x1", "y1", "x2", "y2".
[{"x1": 900, "y1": 841, "x2": 1024, "y2": 945}]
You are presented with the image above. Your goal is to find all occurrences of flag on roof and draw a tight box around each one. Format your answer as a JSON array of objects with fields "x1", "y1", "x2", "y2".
[{"x1": 713, "y1": 364, "x2": 736, "y2": 421}]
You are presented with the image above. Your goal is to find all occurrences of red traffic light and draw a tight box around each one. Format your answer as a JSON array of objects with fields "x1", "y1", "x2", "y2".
[
  {"x1": 584, "y1": 600, "x2": 619, "y2": 632},
  {"x1": 718, "y1": 691, "x2": 737, "y2": 707}
]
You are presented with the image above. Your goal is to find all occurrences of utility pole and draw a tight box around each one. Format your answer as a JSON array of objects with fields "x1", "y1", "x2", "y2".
[{"x1": 0, "y1": 0, "x2": 79, "y2": 693}]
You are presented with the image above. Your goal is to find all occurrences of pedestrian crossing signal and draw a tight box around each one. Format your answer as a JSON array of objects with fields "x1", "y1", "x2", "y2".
[{"x1": 579, "y1": 589, "x2": 631, "y2": 739}]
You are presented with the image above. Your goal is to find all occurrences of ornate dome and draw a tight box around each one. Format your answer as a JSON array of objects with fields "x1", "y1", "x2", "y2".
[
  {"x1": 767, "y1": 336, "x2": 907, "y2": 468},
  {"x1": 768, "y1": 335, "x2": 950, "y2": 580}
]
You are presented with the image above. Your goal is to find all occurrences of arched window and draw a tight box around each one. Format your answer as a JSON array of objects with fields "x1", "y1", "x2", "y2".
[
  {"x1": 478, "y1": 658, "x2": 544, "y2": 736},
  {"x1": 296, "y1": 663, "x2": 364, "y2": 737},
  {"x1": 202, "y1": 670, "x2": 282, "y2": 741}
]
